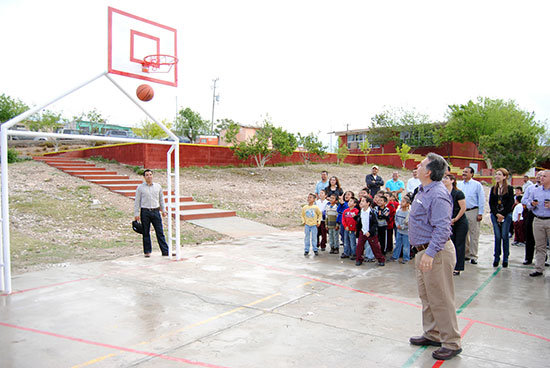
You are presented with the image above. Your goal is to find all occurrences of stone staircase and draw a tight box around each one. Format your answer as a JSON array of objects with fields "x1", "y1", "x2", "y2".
[{"x1": 33, "y1": 156, "x2": 236, "y2": 221}]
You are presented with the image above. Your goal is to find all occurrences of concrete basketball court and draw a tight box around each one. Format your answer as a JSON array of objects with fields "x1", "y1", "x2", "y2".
[{"x1": 1, "y1": 221, "x2": 548, "y2": 368}]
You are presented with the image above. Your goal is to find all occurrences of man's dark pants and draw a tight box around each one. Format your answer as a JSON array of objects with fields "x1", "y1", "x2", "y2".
[{"x1": 141, "y1": 208, "x2": 169, "y2": 255}]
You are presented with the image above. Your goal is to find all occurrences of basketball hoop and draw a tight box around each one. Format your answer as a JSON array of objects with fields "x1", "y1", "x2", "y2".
[{"x1": 141, "y1": 54, "x2": 178, "y2": 73}]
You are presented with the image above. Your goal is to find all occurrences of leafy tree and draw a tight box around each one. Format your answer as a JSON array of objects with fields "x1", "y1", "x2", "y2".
[
  {"x1": 336, "y1": 137, "x2": 349, "y2": 165},
  {"x1": 72, "y1": 108, "x2": 108, "y2": 134},
  {"x1": 0, "y1": 93, "x2": 29, "y2": 123},
  {"x1": 479, "y1": 129, "x2": 538, "y2": 175},
  {"x1": 359, "y1": 138, "x2": 371, "y2": 164},
  {"x1": 27, "y1": 109, "x2": 64, "y2": 132},
  {"x1": 174, "y1": 107, "x2": 210, "y2": 142},
  {"x1": 226, "y1": 115, "x2": 297, "y2": 168},
  {"x1": 217, "y1": 118, "x2": 241, "y2": 144},
  {"x1": 369, "y1": 107, "x2": 436, "y2": 152},
  {"x1": 133, "y1": 119, "x2": 171, "y2": 139},
  {"x1": 297, "y1": 132, "x2": 327, "y2": 166},
  {"x1": 441, "y1": 97, "x2": 543, "y2": 169},
  {"x1": 395, "y1": 143, "x2": 411, "y2": 168}
]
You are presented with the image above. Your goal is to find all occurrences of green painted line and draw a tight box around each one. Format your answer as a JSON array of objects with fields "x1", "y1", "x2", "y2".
[
  {"x1": 401, "y1": 267, "x2": 502, "y2": 367},
  {"x1": 456, "y1": 267, "x2": 501, "y2": 315}
]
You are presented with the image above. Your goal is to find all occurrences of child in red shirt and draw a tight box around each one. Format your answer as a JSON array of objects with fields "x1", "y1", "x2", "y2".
[
  {"x1": 386, "y1": 193, "x2": 399, "y2": 254},
  {"x1": 341, "y1": 197, "x2": 359, "y2": 260}
]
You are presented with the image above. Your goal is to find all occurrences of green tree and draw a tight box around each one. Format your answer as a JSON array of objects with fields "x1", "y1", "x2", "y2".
[
  {"x1": 27, "y1": 109, "x2": 64, "y2": 132},
  {"x1": 0, "y1": 93, "x2": 29, "y2": 123},
  {"x1": 72, "y1": 108, "x2": 108, "y2": 134},
  {"x1": 217, "y1": 118, "x2": 241, "y2": 144},
  {"x1": 441, "y1": 97, "x2": 543, "y2": 169},
  {"x1": 395, "y1": 143, "x2": 411, "y2": 168},
  {"x1": 359, "y1": 138, "x2": 371, "y2": 165},
  {"x1": 133, "y1": 118, "x2": 172, "y2": 139},
  {"x1": 479, "y1": 129, "x2": 538, "y2": 175},
  {"x1": 226, "y1": 115, "x2": 297, "y2": 168},
  {"x1": 369, "y1": 107, "x2": 436, "y2": 152},
  {"x1": 297, "y1": 132, "x2": 327, "y2": 166},
  {"x1": 174, "y1": 107, "x2": 209, "y2": 142},
  {"x1": 336, "y1": 137, "x2": 349, "y2": 165}
]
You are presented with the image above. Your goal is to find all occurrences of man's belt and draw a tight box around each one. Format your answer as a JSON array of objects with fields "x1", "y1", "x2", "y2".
[
  {"x1": 466, "y1": 206, "x2": 478, "y2": 211},
  {"x1": 534, "y1": 215, "x2": 550, "y2": 220},
  {"x1": 414, "y1": 243, "x2": 429, "y2": 252},
  {"x1": 142, "y1": 207, "x2": 160, "y2": 211}
]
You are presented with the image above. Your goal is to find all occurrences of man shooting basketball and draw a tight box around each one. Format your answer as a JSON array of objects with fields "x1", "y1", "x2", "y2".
[{"x1": 134, "y1": 169, "x2": 170, "y2": 257}]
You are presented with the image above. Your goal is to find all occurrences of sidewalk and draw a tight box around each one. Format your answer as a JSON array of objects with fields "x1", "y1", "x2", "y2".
[{"x1": 1, "y1": 232, "x2": 548, "y2": 367}]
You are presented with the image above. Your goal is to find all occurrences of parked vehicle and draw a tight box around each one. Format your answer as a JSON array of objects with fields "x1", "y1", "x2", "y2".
[{"x1": 104, "y1": 130, "x2": 129, "y2": 138}]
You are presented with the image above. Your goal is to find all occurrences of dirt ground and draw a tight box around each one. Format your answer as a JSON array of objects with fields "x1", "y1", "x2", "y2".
[{"x1": 5, "y1": 144, "x2": 493, "y2": 274}]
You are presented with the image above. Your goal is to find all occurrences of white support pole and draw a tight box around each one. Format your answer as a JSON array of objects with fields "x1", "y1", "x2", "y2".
[
  {"x1": 166, "y1": 145, "x2": 174, "y2": 256},
  {"x1": 174, "y1": 142, "x2": 181, "y2": 260},
  {"x1": 1, "y1": 124, "x2": 12, "y2": 293}
]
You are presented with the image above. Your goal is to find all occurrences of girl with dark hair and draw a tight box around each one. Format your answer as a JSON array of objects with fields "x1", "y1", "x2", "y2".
[
  {"x1": 443, "y1": 174, "x2": 468, "y2": 275},
  {"x1": 489, "y1": 168, "x2": 515, "y2": 268},
  {"x1": 325, "y1": 176, "x2": 343, "y2": 199}
]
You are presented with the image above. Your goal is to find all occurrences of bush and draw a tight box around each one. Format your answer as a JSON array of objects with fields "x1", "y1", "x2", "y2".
[{"x1": 8, "y1": 148, "x2": 20, "y2": 163}]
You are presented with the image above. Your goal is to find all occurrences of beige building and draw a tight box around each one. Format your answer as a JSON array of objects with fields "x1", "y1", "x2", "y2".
[{"x1": 218, "y1": 124, "x2": 260, "y2": 146}]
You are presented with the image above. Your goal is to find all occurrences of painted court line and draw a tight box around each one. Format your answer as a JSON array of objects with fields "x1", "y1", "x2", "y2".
[{"x1": 0, "y1": 322, "x2": 231, "y2": 368}]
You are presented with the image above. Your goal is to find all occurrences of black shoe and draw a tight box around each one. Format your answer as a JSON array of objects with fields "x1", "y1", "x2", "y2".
[
  {"x1": 409, "y1": 336, "x2": 442, "y2": 347},
  {"x1": 432, "y1": 347, "x2": 462, "y2": 360},
  {"x1": 378, "y1": 262, "x2": 385, "y2": 266},
  {"x1": 470, "y1": 259, "x2": 478, "y2": 264},
  {"x1": 493, "y1": 261, "x2": 499, "y2": 267},
  {"x1": 350, "y1": 255, "x2": 356, "y2": 260},
  {"x1": 453, "y1": 271, "x2": 461, "y2": 276},
  {"x1": 314, "y1": 251, "x2": 319, "y2": 256},
  {"x1": 465, "y1": 257, "x2": 471, "y2": 261},
  {"x1": 523, "y1": 260, "x2": 532, "y2": 265},
  {"x1": 503, "y1": 261, "x2": 508, "y2": 268},
  {"x1": 320, "y1": 247, "x2": 326, "y2": 251},
  {"x1": 340, "y1": 254, "x2": 349, "y2": 259},
  {"x1": 355, "y1": 260, "x2": 363, "y2": 266},
  {"x1": 329, "y1": 249, "x2": 336, "y2": 254},
  {"x1": 546, "y1": 263, "x2": 550, "y2": 267},
  {"x1": 304, "y1": 252, "x2": 309, "y2": 256},
  {"x1": 529, "y1": 271, "x2": 543, "y2": 277}
]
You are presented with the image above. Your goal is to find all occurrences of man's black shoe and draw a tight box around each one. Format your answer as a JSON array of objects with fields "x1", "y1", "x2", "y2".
[
  {"x1": 314, "y1": 251, "x2": 319, "y2": 256},
  {"x1": 409, "y1": 336, "x2": 442, "y2": 347},
  {"x1": 340, "y1": 254, "x2": 349, "y2": 259},
  {"x1": 502, "y1": 262, "x2": 508, "y2": 268},
  {"x1": 432, "y1": 347, "x2": 462, "y2": 360},
  {"x1": 470, "y1": 259, "x2": 478, "y2": 264},
  {"x1": 465, "y1": 257, "x2": 471, "y2": 261},
  {"x1": 529, "y1": 271, "x2": 543, "y2": 277},
  {"x1": 523, "y1": 260, "x2": 532, "y2": 265}
]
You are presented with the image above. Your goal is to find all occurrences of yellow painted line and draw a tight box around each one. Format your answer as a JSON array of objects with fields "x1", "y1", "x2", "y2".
[{"x1": 70, "y1": 285, "x2": 315, "y2": 368}]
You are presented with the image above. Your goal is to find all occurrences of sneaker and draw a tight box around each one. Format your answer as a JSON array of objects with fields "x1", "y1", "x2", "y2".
[
  {"x1": 314, "y1": 251, "x2": 319, "y2": 256},
  {"x1": 304, "y1": 252, "x2": 309, "y2": 256},
  {"x1": 378, "y1": 262, "x2": 385, "y2": 266},
  {"x1": 355, "y1": 260, "x2": 363, "y2": 266},
  {"x1": 470, "y1": 259, "x2": 478, "y2": 264},
  {"x1": 399, "y1": 260, "x2": 408, "y2": 264},
  {"x1": 340, "y1": 254, "x2": 349, "y2": 259}
]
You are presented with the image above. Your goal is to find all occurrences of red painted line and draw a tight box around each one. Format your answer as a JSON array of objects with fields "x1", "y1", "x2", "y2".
[
  {"x1": 460, "y1": 317, "x2": 550, "y2": 342},
  {"x1": 430, "y1": 319, "x2": 476, "y2": 367},
  {"x1": 0, "y1": 322, "x2": 231, "y2": 368}
]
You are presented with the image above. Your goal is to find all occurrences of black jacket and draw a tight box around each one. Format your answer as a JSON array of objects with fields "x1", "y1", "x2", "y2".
[{"x1": 355, "y1": 209, "x2": 379, "y2": 237}]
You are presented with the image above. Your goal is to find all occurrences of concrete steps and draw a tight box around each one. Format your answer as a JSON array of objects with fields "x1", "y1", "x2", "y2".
[{"x1": 33, "y1": 156, "x2": 237, "y2": 221}]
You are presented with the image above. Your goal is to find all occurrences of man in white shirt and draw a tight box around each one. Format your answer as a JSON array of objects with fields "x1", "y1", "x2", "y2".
[
  {"x1": 522, "y1": 175, "x2": 533, "y2": 193},
  {"x1": 457, "y1": 167, "x2": 485, "y2": 264},
  {"x1": 407, "y1": 169, "x2": 421, "y2": 194},
  {"x1": 134, "y1": 169, "x2": 169, "y2": 257}
]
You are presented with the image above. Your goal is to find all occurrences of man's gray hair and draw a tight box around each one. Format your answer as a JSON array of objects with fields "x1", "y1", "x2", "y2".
[{"x1": 426, "y1": 153, "x2": 448, "y2": 181}]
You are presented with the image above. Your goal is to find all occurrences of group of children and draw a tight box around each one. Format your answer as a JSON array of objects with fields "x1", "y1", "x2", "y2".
[{"x1": 300, "y1": 187, "x2": 412, "y2": 266}]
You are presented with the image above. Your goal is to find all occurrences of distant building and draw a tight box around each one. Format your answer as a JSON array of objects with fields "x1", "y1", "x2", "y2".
[{"x1": 218, "y1": 124, "x2": 259, "y2": 146}]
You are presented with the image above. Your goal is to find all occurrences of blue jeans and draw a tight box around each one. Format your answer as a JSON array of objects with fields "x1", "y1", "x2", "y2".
[
  {"x1": 392, "y1": 232, "x2": 410, "y2": 261},
  {"x1": 343, "y1": 230, "x2": 357, "y2": 256},
  {"x1": 365, "y1": 241, "x2": 375, "y2": 259},
  {"x1": 304, "y1": 225, "x2": 318, "y2": 253},
  {"x1": 328, "y1": 228, "x2": 339, "y2": 249},
  {"x1": 491, "y1": 213, "x2": 512, "y2": 262},
  {"x1": 141, "y1": 208, "x2": 169, "y2": 255}
]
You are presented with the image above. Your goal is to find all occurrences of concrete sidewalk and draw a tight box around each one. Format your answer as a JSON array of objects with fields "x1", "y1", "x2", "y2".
[{"x1": 1, "y1": 232, "x2": 548, "y2": 368}]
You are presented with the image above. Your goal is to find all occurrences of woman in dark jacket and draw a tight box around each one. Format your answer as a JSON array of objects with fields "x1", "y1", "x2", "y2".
[
  {"x1": 489, "y1": 168, "x2": 515, "y2": 268},
  {"x1": 443, "y1": 174, "x2": 468, "y2": 275},
  {"x1": 325, "y1": 176, "x2": 344, "y2": 199}
]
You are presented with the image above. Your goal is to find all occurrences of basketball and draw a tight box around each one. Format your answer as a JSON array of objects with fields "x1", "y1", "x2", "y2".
[{"x1": 136, "y1": 84, "x2": 154, "y2": 101}]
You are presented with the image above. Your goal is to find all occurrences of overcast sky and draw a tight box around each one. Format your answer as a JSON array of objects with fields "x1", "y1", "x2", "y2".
[{"x1": 1, "y1": 0, "x2": 549, "y2": 149}]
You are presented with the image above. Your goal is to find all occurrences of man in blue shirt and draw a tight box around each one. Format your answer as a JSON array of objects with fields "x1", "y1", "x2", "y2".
[
  {"x1": 408, "y1": 153, "x2": 462, "y2": 361},
  {"x1": 315, "y1": 170, "x2": 329, "y2": 198},
  {"x1": 386, "y1": 171, "x2": 405, "y2": 200},
  {"x1": 521, "y1": 170, "x2": 550, "y2": 277},
  {"x1": 457, "y1": 167, "x2": 485, "y2": 264}
]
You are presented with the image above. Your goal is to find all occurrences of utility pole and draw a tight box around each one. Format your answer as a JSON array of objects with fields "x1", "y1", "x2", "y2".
[{"x1": 211, "y1": 77, "x2": 219, "y2": 135}]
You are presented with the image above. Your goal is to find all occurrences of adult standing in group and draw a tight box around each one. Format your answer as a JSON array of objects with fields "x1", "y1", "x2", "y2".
[
  {"x1": 386, "y1": 171, "x2": 405, "y2": 200},
  {"x1": 134, "y1": 169, "x2": 169, "y2": 257},
  {"x1": 457, "y1": 167, "x2": 485, "y2": 264},
  {"x1": 407, "y1": 169, "x2": 421, "y2": 194},
  {"x1": 325, "y1": 176, "x2": 344, "y2": 200},
  {"x1": 408, "y1": 153, "x2": 462, "y2": 361},
  {"x1": 315, "y1": 170, "x2": 329, "y2": 198},
  {"x1": 443, "y1": 173, "x2": 468, "y2": 276},
  {"x1": 522, "y1": 171, "x2": 542, "y2": 265},
  {"x1": 521, "y1": 170, "x2": 550, "y2": 277},
  {"x1": 365, "y1": 165, "x2": 384, "y2": 197},
  {"x1": 488, "y1": 168, "x2": 515, "y2": 268},
  {"x1": 522, "y1": 175, "x2": 533, "y2": 193}
]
